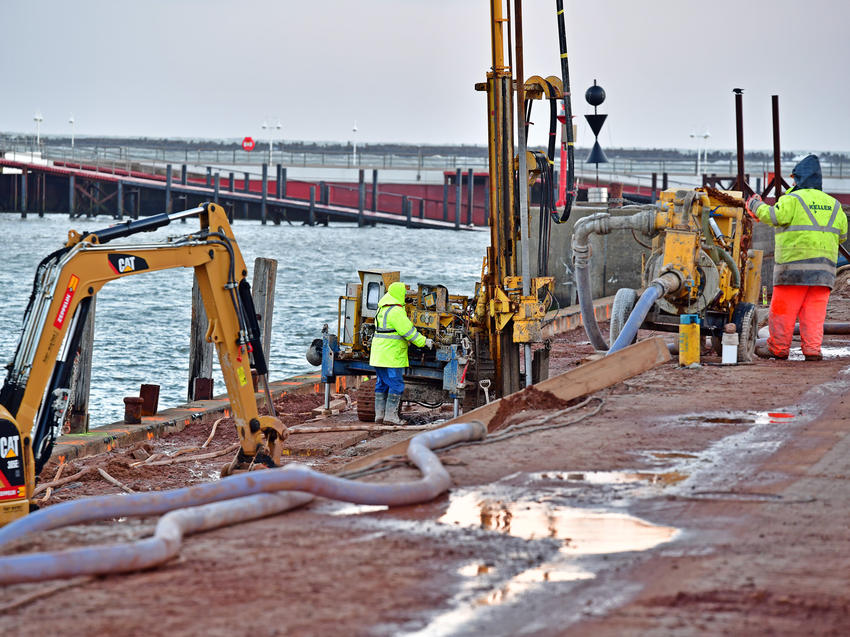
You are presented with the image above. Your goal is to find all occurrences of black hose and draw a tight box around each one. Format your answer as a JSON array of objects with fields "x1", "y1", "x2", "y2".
[{"x1": 555, "y1": 0, "x2": 575, "y2": 222}]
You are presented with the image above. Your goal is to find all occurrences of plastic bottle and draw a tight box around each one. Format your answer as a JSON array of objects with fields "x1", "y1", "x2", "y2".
[
  {"x1": 721, "y1": 323, "x2": 738, "y2": 365},
  {"x1": 678, "y1": 314, "x2": 700, "y2": 366}
]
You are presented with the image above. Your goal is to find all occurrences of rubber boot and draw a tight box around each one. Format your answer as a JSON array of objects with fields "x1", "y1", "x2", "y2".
[
  {"x1": 383, "y1": 393, "x2": 403, "y2": 425},
  {"x1": 374, "y1": 393, "x2": 387, "y2": 424}
]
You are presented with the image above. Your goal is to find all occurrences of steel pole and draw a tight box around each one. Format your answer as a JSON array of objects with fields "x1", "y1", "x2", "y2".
[{"x1": 514, "y1": 0, "x2": 533, "y2": 387}]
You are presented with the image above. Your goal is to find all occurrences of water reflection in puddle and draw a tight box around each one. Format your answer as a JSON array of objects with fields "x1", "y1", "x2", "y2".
[
  {"x1": 441, "y1": 492, "x2": 677, "y2": 554},
  {"x1": 405, "y1": 478, "x2": 679, "y2": 636}
]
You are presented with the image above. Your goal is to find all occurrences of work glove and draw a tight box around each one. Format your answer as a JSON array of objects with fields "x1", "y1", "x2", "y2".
[
  {"x1": 745, "y1": 194, "x2": 762, "y2": 219},
  {"x1": 424, "y1": 338, "x2": 434, "y2": 349}
]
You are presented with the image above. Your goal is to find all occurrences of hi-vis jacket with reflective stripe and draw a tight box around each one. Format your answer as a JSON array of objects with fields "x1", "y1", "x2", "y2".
[
  {"x1": 369, "y1": 282, "x2": 426, "y2": 368},
  {"x1": 754, "y1": 188, "x2": 847, "y2": 287}
]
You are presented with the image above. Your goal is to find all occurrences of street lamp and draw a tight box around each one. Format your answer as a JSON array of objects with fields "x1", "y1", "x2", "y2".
[
  {"x1": 690, "y1": 130, "x2": 710, "y2": 177},
  {"x1": 352, "y1": 121, "x2": 358, "y2": 166},
  {"x1": 33, "y1": 112, "x2": 43, "y2": 148},
  {"x1": 261, "y1": 120, "x2": 281, "y2": 163},
  {"x1": 69, "y1": 115, "x2": 75, "y2": 151}
]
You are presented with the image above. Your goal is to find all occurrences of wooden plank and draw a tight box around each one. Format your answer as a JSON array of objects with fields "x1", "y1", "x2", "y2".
[{"x1": 337, "y1": 336, "x2": 671, "y2": 473}]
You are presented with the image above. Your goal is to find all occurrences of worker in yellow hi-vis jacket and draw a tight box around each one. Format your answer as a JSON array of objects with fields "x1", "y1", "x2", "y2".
[
  {"x1": 368, "y1": 282, "x2": 433, "y2": 424},
  {"x1": 746, "y1": 154, "x2": 847, "y2": 360}
]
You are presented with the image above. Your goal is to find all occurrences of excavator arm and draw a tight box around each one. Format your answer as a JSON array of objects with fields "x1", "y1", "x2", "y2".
[{"x1": 0, "y1": 203, "x2": 286, "y2": 526}]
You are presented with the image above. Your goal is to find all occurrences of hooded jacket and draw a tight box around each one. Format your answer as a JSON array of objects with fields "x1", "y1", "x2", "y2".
[
  {"x1": 753, "y1": 155, "x2": 847, "y2": 287},
  {"x1": 369, "y1": 281, "x2": 426, "y2": 368}
]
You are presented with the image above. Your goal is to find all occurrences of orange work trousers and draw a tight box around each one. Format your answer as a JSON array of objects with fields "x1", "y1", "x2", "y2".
[{"x1": 768, "y1": 284, "x2": 831, "y2": 358}]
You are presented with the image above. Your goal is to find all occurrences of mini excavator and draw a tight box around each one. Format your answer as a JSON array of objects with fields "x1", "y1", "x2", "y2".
[
  {"x1": 0, "y1": 203, "x2": 287, "y2": 526},
  {"x1": 311, "y1": 1, "x2": 574, "y2": 412}
]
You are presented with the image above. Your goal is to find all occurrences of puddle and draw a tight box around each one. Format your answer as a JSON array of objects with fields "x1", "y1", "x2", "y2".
[
  {"x1": 440, "y1": 492, "x2": 677, "y2": 554},
  {"x1": 788, "y1": 345, "x2": 850, "y2": 361},
  {"x1": 406, "y1": 481, "x2": 678, "y2": 636},
  {"x1": 324, "y1": 502, "x2": 388, "y2": 516}
]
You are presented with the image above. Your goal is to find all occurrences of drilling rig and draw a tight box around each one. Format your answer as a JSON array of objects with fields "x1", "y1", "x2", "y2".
[{"x1": 310, "y1": 0, "x2": 574, "y2": 412}]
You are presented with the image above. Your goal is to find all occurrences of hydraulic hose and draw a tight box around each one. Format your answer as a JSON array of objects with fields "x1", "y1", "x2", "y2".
[
  {"x1": 703, "y1": 242, "x2": 741, "y2": 290},
  {"x1": 606, "y1": 272, "x2": 682, "y2": 355},
  {"x1": 0, "y1": 421, "x2": 486, "y2": 584},
  {"x1": 571, "y1": 207, "x2": 658, "y2": 350},
  {"x1": 554, "y1": 0, "x2": 575, "y2": 221}
]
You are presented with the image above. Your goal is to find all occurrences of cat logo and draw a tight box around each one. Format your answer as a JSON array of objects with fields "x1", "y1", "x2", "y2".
[
  {"x1": 0, "y1": 435, "x2": 19, "y2": 459},
  {"x1": 108, "y1": 253, "x2": 150, "y2": 274}
]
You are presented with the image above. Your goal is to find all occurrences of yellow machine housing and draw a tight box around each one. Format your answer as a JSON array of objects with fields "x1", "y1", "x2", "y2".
[{"x1": 637, "y1": 188, "x2": 763, "y2": 357}]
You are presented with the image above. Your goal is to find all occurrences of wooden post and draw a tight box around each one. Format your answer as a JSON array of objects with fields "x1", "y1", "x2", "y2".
[
  {"x1": 67, "y1": 296, "x2": 97, "y2": 433},
  {"x1": 404, "y1": 195, "x2": 411, "y2": 227},
  {"x1": 455, "y1": 167, "x2": 462, "y2": 229},
  {"x1": 442, "y1": 176, "x2": 448, "y2": 221},
  {"x1": 229, "y1": 172, "x2": 235, "y2": 192},
  {"x1": 188, "y1": 275, "x2": 215, "y2": 401},
  {"x1": 276, "y1": 164, "x2": 283, "y2": 199},
  {"x1": 261, "y1": 163, "x2": 268, "y2": 225},
  {"x1": 252, "y1": 257, "x2": 278, "y2": 363},
  {"x1": 281, "y1": 168, "x2": 287, "y2": 198},
  {"x1": 419, "y1": 198, "x2": 425, "y2": 220},
  {"x1": 20, "y1": 170, "x2": 27, "y2": 218},
  {"x1": 165, "y1": 164, "x2": 173, "y2": 213},
  {"x1": 371, "y1": 169, "x2": 379, "y2": 211},
  {"x1": 214, "y1": 173, "x2": 220, "y2": 203},
  {"x1": 358, "y1": 169, "x2": 365, "y2": 227},
  {"x1": 69, "y1": 174, "x2": 75, "y2": 217},
  {"x1": 181, "y1": 164, "x2": 187, "y2": 185},
  {"x1": 39, "y1": 173, "x2": 45, "y2": 217},
  {"x1": 309, "y1": 186, "x2": 316, "y2": 226},
  {"x1": 467, "y1": 168, "x2": 474, "y2": 225}
]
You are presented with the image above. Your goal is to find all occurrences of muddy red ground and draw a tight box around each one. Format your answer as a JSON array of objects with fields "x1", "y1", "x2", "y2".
[{"x1": 3, "y1": 290, "x2": 850, "y2": 635}]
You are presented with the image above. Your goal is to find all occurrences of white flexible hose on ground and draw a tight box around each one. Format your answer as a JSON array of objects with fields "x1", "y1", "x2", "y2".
[{"x1": 0, "y1": 421, "x2": 486, "y2": 584}]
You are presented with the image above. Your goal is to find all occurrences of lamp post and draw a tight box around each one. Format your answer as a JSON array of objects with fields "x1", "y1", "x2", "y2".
[
  {"x1": 68, "y1": 115, "x2": 75, "y2": 152},
  {"x1": 690, "y1": 130, "x2": 710, "y2": 177},
  {"x1": 261, "y1": 120, "x2": 281, "y2": 164},
  {"x1": 33, "y1": 112, "x2": 43, "y2": 148},
  {"x1": 352, "y1": 121, "x2": 358, "y2": 166}
]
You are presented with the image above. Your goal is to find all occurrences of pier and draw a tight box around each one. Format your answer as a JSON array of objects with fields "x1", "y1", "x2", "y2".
[{"x1": 0, "y1": 157, "x2": 490, "y2": 229}]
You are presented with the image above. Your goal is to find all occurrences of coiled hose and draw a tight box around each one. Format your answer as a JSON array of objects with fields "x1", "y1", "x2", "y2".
[{"x1": 0, "y1": 421, "x2": 486, "y2": 585}]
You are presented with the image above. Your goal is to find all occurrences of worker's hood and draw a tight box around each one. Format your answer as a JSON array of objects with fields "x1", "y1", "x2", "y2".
[
  {"x1": 790, "y1": 154, "x2": 822, "y2": 191},
  {"x1": 378, "y1": 281, "x2": 406, "y2": 307}
]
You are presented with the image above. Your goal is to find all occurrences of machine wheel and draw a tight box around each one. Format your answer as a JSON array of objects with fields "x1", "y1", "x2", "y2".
[
  {"x1": 734, "y1": 303, "x2": 757, "y2": 363},
  {"x1": 610, "y1": 288, "x2": 638, "y2": 345}
]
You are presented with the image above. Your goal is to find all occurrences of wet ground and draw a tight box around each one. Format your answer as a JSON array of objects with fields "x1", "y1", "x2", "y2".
[{"x1": 3, "y1": 289, "x2": 850, "y2": 635}]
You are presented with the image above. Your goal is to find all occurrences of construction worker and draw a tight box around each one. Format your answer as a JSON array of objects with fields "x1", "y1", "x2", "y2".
[
  {"x1": 369, "y1": 281, "x2": 433, "y2": 424},
  {"x1": 746, "y1": 154, "x2": 847, "y2": 360}
]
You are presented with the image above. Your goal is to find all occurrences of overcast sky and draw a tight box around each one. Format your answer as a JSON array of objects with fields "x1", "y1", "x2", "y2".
[{"x1": 2, "y1": 0, "x2": 848, "y2": 153}]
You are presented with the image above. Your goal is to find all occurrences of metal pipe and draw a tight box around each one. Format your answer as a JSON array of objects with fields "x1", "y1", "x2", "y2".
[
  {"x1": 758, "y1": 322, "x2": 850, "y2": 339},
  {"x1": 772, "y1": 95, "x2": 784, "y2": 199},
  {"x1": 571, "y1": 207, "x2": 658, "y2": 350},
  {"x1": 0, "y1": 422, "x2": 487, "y2": 584},
  {"x1": 514, "y1": 0, "x2": 533, "y2": 387}
]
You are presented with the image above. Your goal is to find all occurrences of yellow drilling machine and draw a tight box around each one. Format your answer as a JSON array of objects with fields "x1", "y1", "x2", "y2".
[{"x1": 309, "y1": 1, "x2": 574, "y2": 416}]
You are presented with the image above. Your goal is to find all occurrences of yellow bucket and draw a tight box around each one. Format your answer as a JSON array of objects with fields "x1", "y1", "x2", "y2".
[{"x1": 678, "y1": 314, "x2": 701, "y2": 366}]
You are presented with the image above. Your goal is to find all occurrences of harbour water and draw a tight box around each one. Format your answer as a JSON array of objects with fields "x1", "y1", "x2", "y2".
[{"x1": 0, "y1": 213, "x2": 490, "y2": 427}]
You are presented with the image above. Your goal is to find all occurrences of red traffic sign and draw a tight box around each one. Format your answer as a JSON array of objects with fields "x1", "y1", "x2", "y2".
[{"x1": 242, "y1": 136, "x2": 255, "y2": 152}]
